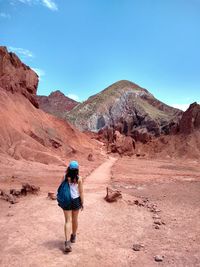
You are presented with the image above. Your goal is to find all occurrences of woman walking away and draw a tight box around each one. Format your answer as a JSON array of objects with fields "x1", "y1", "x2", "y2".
[{"x1": 57, "y1": 160, "x2": 84, "y2": 253}]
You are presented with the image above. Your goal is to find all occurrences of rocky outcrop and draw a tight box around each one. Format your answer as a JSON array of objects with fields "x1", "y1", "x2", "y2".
[
  {"x1": 179, "y1": 102, "x2": 200, "y2": 134},
  {"x1": 66, "y1": 80, "x2": 182, "y2": 143},
  {"x1": 0, "y1": 183, "x2": 40, "y2": 204},
  {"x1": 100, "y1": 128, "x2": 135, "y2": 155},
  {"x1": 37, "y1": 91, "x2": 79, "y2": 118},
  {"x1": 134, "y1": 102, "x2": 200, "y2": 159},
  {"x1": 0, "y1": 46, "x2": 39, "y2": 107}
]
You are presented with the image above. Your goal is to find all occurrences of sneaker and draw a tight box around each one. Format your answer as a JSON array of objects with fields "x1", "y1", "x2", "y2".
[
  {"x1": 70, "y1": 234, "x2": 76, "y2": 243},
  {"x1": 64, "y1": 241, "x2": 72, "y2": 252}
]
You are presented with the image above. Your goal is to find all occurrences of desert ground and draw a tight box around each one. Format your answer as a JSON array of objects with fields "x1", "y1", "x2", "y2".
[{"x1": 0, "y1": 152, "x2": 200, "y2": 267}]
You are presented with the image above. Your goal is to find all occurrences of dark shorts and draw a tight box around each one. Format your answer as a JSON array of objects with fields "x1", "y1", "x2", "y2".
[{"x1": 63, "y1": 197, "x2": 82, "y2": 211}]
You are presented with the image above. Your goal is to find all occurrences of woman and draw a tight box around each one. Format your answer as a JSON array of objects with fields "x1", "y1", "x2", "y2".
[{"x1": 61, "y1": 160, "x2": 84, "y2": 252}]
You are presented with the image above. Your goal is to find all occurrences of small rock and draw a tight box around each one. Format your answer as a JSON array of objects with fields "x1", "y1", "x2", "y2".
[
  {"x1": 142, "y1": 197, "x2": 149, "y2": 203},
  {"x1": 154, "y1": 220, "x2": 162, "y2": 225},
  {"x1": 152, "y1": 214, "x2": 160, "y2": 220},
  {"x1": 132, "y1": 244, "x2": 144, "y2": 251},
  {"x1": 154, "y1": 255, "x2": 164, "y2": 262},
  {"x1": 48, "y1": 192, "x2": 56, "y2": 200},
  {"x1": 150, "y1": 208, "x2": 156, "y2": 213},
  {"x1": 134, "y1": 199, "x2": 145, "y2": 207},
  {"x1": 155, "y1": 209, "x2": 161, "y2": 213},
  {"x1": 8, "y1": 194, "x2": 17, "y2": 204},
  {"x1": 7, "y1": 213, "x2": 14, "y2": 217},
  {"x1": 87, "y1": 153, "x2": 94, "y2": 161},
  {"x1": 10, "y1": 189, "x2": 21, "y2": 196},
  {"x1": 154, "y1": 225, "x2": 160, "y2": 230}
]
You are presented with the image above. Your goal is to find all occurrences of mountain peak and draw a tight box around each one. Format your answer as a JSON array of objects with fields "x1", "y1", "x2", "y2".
[
  {"x1": 49, "y1": 90, "x2": 65, "y2": 98},
  {"x1": 102, "y1": 80, "x2": 147, "y2": 94},
  {"x1": 66, "y1": 80, "x2": 182, "y2": 133},
  {"x1": 37, "y1": 90, "x2": 79, "y2": 117},
  {"x1": 111, "y1": 80, "x2": 141, "y2": 88}
]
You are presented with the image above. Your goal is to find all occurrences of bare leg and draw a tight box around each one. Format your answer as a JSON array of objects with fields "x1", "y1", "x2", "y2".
[
  {"x1": 63, "y1": 210, "x2": 72, "y2": 241},
  {"x1": 72, "y1": 210, "x2": 79, "y2": 235}
]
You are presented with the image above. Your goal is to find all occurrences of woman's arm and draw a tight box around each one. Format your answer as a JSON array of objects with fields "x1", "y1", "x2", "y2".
[{"x1": 78, "y1": 177, "x2": 84, "y2": 208}]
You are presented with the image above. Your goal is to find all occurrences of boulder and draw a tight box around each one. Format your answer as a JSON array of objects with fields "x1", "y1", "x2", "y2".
[
  {"x1": 111, "y1": 131, "x2": 135, "y2": 155},
  {"x1": 87, "y1": 153, "x2": 94, "y2": 161},
  {"x1": 104, "y1": 187, "x2": 122, "y2": 202}
]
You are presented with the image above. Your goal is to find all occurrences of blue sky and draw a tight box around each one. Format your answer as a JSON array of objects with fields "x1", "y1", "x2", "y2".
[{"x1": 0, "y1": 0, "x2": 200, "y2": 110}]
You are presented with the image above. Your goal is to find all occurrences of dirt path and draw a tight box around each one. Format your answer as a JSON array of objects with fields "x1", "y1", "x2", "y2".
[{"x1": 0, "y1": 156, "x2": 153, "y2": 267}]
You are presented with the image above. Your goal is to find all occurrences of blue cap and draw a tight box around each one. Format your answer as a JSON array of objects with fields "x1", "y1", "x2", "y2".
[{"x1": 69, "y1": 160, "x2": 79, "y2": 170}]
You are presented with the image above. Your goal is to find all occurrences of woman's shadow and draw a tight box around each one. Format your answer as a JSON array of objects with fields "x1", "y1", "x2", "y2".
[{"x1": 43, "y1": 240, "x2": 65, "y2": 253}]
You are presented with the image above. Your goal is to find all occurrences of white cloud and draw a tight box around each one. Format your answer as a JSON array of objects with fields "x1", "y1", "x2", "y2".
[
  {"x1": 42, "y1": 0, "x2": 58, "y2": 11},
  {"x1": 0, "y1": 13, "x2": 11, "y2": 19},
  {"x1": 67, "y1": 94, "x2": 80, "y2": 102},
  {"x1": 171, "y1": 104, "x2": 190, "y2": 111},
  {"x1": 11, "y1": 0, "x2": 58, "y2": 11},
  {"x1": 8, "y1": 46, "x2": 34, "y2": 58},
  {"x1": 31, "y1": 68, "x2": 45, "y2": 79}
]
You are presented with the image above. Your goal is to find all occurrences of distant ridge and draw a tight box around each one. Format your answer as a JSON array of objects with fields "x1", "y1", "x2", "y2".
[{"x1": 37, "y1": 90, "x2": 79, "y2": 119}]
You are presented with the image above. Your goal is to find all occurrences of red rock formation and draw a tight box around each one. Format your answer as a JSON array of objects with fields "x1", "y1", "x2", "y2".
[
  {"x1": 98, "y1": 127, "x2": 135, "y2": 155},
  {"x1": 113, "y1": 131, "x2": 135, "y2": 155},
  {"x1": 0, "y1": 46, "x2": 39, "y2": 107},
  {"x1": 179, "y1": 102, "x2": 200, "y2": 134},
  {"x1": 0, "y1": 46, "x2": 97, "y2": 165},
  {"x1": 37, "y1": 90, "x2": 79, "y2": 118}
]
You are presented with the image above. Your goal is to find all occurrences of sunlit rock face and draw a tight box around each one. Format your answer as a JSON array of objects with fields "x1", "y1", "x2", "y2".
[
  {"x1": 179, "y1": 102, "x2": 200, "y2": 134},
  {"x1": 0, "y1": 46, "x2": 39, "y2": 108}
]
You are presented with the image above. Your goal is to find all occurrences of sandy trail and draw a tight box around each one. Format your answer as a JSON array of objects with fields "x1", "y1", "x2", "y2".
[{"x1": 0, "y1": 156, "x2": 152, "y2": 267}]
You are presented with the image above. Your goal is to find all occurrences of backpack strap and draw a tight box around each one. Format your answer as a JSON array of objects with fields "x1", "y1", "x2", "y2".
[{"x1": 64, "y1": 174, "x2": 70, "y2": 188}]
